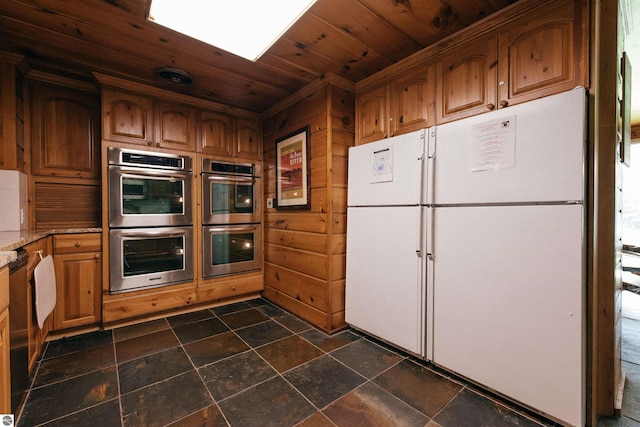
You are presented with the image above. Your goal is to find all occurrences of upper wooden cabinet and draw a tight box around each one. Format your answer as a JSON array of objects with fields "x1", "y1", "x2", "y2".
[
  {"x1": 198, "y1": 110, "x2": 234, "y2": 156},
  {"x1": 236, "y1": 119, "x2": 262, "y2": 161},
  {"x1": 357, "y1": 84, "x2": 388, "y2": 144},
  {"x1": 498, "y1": 0, "x2": 583, "y2": 107},
  {"x1": 357, "y1": 63, "x2": 434, "y2": 144},
  {"x1": 390, "y1": 65, "x2": 435, "y2": 136},
  {"x1": 357, "y1": 0, "x2": 587, "y2": 137},
  {"x1": 102, "y1": 90, "x2": 153, "y2": 146},
  {"x1": 154, "y1": 101, "x2": 197, "y2": 152},
  {"x1": 31, "y1": 83, "x2": 100, "y2": 178},
  {"x1": 436, "y1": 35, "x2": 498, "y2": 123},
  {"x1": 199, "y1": 111, "x2": 262, "y2": 160}
]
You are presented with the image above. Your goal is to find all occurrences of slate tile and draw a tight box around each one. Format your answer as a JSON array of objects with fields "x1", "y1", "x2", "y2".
[{"x1": 118, "y1": 347, "x2": 193, "y2": 394}]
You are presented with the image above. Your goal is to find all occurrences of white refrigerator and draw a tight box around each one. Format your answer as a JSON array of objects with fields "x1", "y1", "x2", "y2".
[
  {"x1": 345, "y1": 87, "x2": 586, "y2": 426},
  {"x1": 430, "y1": 87, "x2": 586, "y2": 427},
  {"x1": 345, "y1": 129, "x2": 431, "y2": 357}
]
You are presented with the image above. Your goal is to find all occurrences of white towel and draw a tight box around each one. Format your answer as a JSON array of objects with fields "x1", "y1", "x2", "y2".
[{"x1": 34, "y1": 254, "x2": 56, "y2": 328}]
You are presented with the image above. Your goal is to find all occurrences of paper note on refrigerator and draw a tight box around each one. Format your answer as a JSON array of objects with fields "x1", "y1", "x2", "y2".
[
  {"x1": 371, "y1": 146, "x2": 393, "y2": 183},
  {"x1": 470, "y1": 115, "x2": 516, "y2": 172}
]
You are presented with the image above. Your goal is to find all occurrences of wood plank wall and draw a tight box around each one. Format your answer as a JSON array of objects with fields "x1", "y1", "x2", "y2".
[{"x1": 262, "y1": 83, "x2": 355, "y2": 333}]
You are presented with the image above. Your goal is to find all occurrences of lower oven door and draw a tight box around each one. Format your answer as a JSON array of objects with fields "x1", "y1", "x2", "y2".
[
  {"x1": 109, "y1": 227, "x2": 194, "y2": 293},
  {"x1": 202, "y1": 224, "x2": 262, "y2": 278}
]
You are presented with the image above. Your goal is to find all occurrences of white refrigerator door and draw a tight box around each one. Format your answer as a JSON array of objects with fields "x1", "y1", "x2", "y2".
[
  {"x1": 345, "y1": 205, "x2": 425, "y2": 356},
  {"x1": 433, "y1": 88, "x2": 585, "y2": 204},
  {"x1": 432, "y1": 204, "x2": 585, "y2": 426},
  {"x1": 348, "y1": 129, "x2": 427, "y2": 207}
]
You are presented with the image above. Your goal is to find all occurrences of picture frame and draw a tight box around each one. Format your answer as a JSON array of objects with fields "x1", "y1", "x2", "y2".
[{"x1": 275, "y1": 126, "x2": 310, "y2": 210}]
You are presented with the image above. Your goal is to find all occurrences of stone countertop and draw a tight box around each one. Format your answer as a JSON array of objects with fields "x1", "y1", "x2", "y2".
[{"x1": 0, "y1": 228, "x2": 101, "y2": 268}]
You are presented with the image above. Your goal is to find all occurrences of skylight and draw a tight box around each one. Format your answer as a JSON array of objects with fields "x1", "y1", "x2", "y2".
[{"x1": 148, "y1": 0, "x2": 317, "y2": 62}]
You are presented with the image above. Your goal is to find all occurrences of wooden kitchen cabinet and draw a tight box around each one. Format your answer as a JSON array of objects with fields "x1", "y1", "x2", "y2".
[
  {"x1": 153, "y1": 101, "x2": 197, "y2": 152},
  {"x1": 436, "y1": 35, "x2": 498, "y2": 123},
  {"x1": 235, "y1": 119, "x2": 262, "y2": 160},
  {"x1": 102, "y1": 89, "x2": 153, "y2": 146},
  {"x1": 102, "y1": 284, "x2": 196, "y2": 324},
  {"x1": 53, "y1": 233, "x2": 102, "y2": 330},
  {"x1": 357, "y1": 83, "x2": 388, "y2": 144},
  {"x1": 390, "y1": 64, "x2": 435, "y2": 136},
  {"x1": 198, "y1": 110, "x2": 234, "y2": 156},
  {"x1": 497, "y1": 0, "x2": 584, "y2": 108},
  {"x1": 357, "y1": 63, "x2": 434, "y2": 144},
  {"x1": 0, "y1": 266, "x2": 10, "y2": 414},
  {"x1": 31, "y1": 83, "x2": 100, "y2": 178}
]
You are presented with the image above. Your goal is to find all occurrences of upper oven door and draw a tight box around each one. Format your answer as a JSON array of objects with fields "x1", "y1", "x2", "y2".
[
  {"x1": 109, "y1": 165, "x2": 193, "y2": 228},
  {"x1": 202, "y1": 173, "x2": 261, "y2": 224}
]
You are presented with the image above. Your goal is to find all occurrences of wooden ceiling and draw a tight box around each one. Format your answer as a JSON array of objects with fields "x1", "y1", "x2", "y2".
[{"x1": 0, "y1": 0, "x2": 517, "y2": 113}]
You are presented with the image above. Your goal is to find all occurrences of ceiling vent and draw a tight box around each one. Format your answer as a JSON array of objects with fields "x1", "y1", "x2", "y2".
[{"x1": 155, "y1": 67, "x2": 194, "y2": 85}]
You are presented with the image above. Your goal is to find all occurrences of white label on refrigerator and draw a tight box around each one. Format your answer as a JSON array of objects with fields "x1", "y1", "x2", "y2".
[
  {"x1": 470, "y1": 115, "x2": 516, "y2": 172},
  {"x1": 371, "y1": 146, "x2": 393, "y2": 182}
]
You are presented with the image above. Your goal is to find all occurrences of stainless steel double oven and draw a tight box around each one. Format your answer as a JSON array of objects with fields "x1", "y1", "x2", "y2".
[
  {"x1": 201, "y1": 159, "x2": 262, "y2": 278},
  {"x1": 108, "y1": 147, "x2": 194, "y2": 293}
]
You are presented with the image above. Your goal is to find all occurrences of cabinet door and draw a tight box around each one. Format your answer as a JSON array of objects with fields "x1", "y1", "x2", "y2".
[
  {"x1": 102, "y1": 90, "x2": 153, "y2": 145},
  {"x1": 154, "y1": 101, "x2": 197, "y2": 151},
  {"x1": 437, "y1": 36, "x2": 498, "y2": 124},
  {"x1": 31, "y1": 84, "x2": 100, "y2": 178},
  {"x1": 498, "y1": 0, "x2": 584, "y2": 107},
  {"x1": 357, "y1": 84, "x2": 388, "y2": 144},
  {"x1": 390, "y1": 64, "x2": 435, "y2": 136},
  {"x1": 53, "y1": 252, "x2": 102, "y2": 330},
  {"x1": 235, "y1": 119, "x2": 262, "y2": 160},
  {"x1": 198, "y1": 110, "x2": 234, "y2": 156}
]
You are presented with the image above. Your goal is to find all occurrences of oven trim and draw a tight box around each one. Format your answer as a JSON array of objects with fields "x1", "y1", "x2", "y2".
[{"x1": 109, "y1": 227, "x2": 194, "y2": 293}]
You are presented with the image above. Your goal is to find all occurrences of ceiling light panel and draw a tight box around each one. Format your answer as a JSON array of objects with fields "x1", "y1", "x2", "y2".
[{"x1": 149, "y1": 0, "x2": 317, "y2": 61}]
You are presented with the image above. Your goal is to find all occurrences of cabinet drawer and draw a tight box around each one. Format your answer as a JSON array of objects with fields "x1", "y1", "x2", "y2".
[
  {"x1": 103, "y1": 285, "x2": 196, "y2": 323},
  {"x1": 54, "y1": 234, "x2": 102, "y2": 254},
  {"x1": 198, "y1": 274, "x2": 263, "y2": 303}
]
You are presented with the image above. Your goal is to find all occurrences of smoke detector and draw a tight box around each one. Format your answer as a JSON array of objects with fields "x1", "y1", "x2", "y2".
[{"x1": 155, "y1": 67, "x2": 194, "y2": 86}]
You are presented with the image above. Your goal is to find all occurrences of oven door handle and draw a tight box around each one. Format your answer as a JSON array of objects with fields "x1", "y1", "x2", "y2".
[
  {"x1": 121, "y1": 171, "x2": 186, "y2": 181},
  {"x1": 205, "y1": 175, "x2": 255, "y2": 184},
  {"x1": 116, "y1": 230, "x2": 189, "y2": 238},
  {"x1": 208, "y1": 226, "x2": 258, "y2": 233}
]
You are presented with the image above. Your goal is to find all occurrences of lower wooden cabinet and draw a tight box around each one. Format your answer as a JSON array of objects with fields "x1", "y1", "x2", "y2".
[
  {"x1": 102, "y1": 284, "x2": 196, "y2": 324},
  {"x1": 53, "y1": 233, "x2": 102, "y2": 330},
  {"x1": 0, "y1": 266, "x2": 10, "y2": 414}
]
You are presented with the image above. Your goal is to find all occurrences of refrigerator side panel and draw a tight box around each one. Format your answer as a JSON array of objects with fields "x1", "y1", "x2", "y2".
[
  {"x1": 433, "y1": 88, "x2": 586, "y2": 204},
  {"x1": 432, "y1": 204, "x2": 585, "y2": 426},
  {"x1": 345, "y1": 206, "x2": 425, "y2": 356},
  {"x1": 347, "y1": 129, "x2": 426, "y2": 206}
]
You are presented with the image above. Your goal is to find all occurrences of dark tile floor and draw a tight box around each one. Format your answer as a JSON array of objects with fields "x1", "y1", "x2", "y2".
[{"x1": 16, "y1": 298, "x2": 559, "y2": 427}]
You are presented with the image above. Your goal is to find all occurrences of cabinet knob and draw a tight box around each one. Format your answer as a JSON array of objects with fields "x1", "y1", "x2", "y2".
[
  {"x1": 487, "y1": 103, "x2": 495, "y2": 110},
  {"x1": 232, "y1": 286, "x2": 237, "y2": 291},
  {"x1": 147, "y1": 141, "x2": 153, "y2": 146},
  {"x1": 94, "y1": 254, "x2": 100, "y2": 259},
  {"x1": 399, "y1": 115, "x2": 404, "y2": 124},
  {"x1": 155, "y1": 143, "x2": 161, "y2": 147},
  {"x1": 75, "y1": 242, "x2": 81, "y2": 247},
  {"x1": 152, "y1": 300, "x2": 158, "y2": 307},
  {"x1": 500, "y1": 100, "x2": 509, "y2": 108}
]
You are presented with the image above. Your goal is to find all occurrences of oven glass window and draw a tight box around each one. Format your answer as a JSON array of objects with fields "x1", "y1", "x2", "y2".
[
  {"x1": 123, "y1": 236, "x2": 185, "y2": 276},
  {"x1": 122, "y1": 176, "x2": 184, "y2": 215},
  {"x1": 210, "y1": 183, "x2": 253, "y2": 215},
  {"x1": 211, "y1": 232, "x2": 255, "y2": 265}
]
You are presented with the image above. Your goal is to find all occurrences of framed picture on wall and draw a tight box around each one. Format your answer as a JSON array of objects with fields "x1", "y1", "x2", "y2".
[{"x1": 275, "y1": 126, "x2": 310, "y2": 210}]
